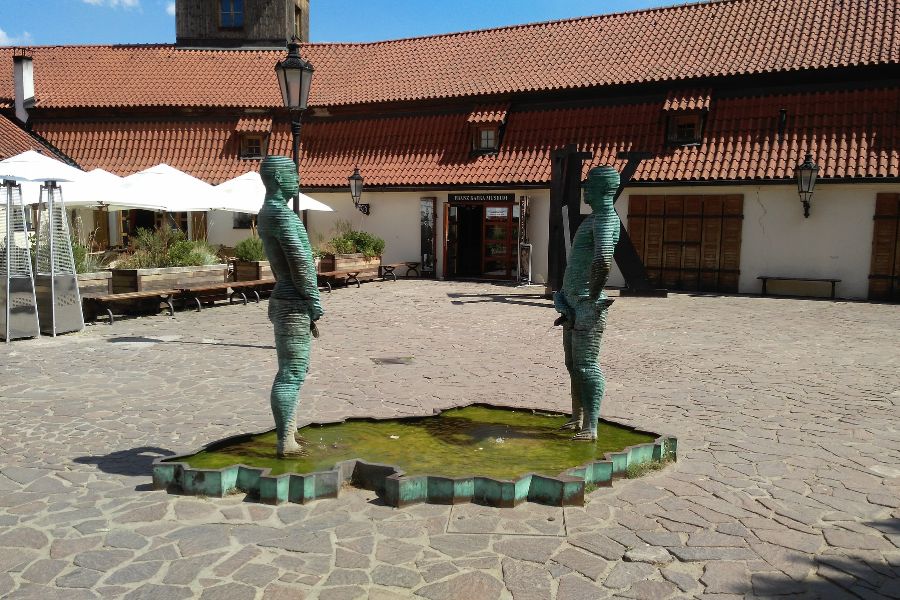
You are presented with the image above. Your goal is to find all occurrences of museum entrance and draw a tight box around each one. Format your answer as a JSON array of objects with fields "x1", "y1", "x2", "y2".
[{"x1": 444, "y1": 193, "x2": 519, "y2": 280}]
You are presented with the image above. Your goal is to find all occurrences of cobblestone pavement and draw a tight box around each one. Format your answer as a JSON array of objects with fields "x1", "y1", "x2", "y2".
[{"x1": 1, "y1": 280, "x2": 899, "y2": 599}]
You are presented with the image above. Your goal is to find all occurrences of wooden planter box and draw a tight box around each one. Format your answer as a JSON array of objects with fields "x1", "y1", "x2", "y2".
[
  {"x1": 234, "y1": 260, "x2": 273, "y2": 281},
  {"x1": 318, "y1": 253, "x2": 381, "y2": 273},
  {"x1": 77, "y1": 271, "x2": 112, "y2": 295},
  {"x1": 110, "y1": 264, "x2": 228, "y2": 293}
]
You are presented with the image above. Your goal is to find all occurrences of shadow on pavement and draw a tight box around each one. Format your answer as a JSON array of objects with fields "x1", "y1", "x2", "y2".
[
  {"x1": 107, "y1": 335, "x2": 275, "y2": 350},
  {"x1": 736, "y1": 517, "x2": 900, "y2": 598},
  {"x1": 74, "y1": 446, "x2": 175, "y2": 477},
  {"x1": 447, "y1": 292, "x2": 552, "y2": 309}
]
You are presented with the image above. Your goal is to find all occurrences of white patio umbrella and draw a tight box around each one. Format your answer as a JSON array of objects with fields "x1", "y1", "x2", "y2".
[
  {"x1": 0, "y1": 150, "x2": 85, "y2": 184},
  {"x1": 212, "y1": 171, "x2": 333, "y2": 214},
  {"x1": 16, "y1": 168, "x2": 164, "y2": 210},
  {"x1": 119, "y1": 164, "x2": 219, "y2": 212}
]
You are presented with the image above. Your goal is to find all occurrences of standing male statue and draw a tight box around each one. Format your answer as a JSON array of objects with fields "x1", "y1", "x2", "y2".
[
  {"x1": 257, "y1": 155, "x2": 324, "y2": 457},
  {"x1": 554, "y1": 166, "x2": 621, "y2": 441}
]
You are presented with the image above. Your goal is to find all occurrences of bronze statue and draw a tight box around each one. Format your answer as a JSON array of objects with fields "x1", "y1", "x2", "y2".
[
  {"x1": 554, "y1": 166, "x2": 620, "y2": 441},
  {"x1": 257, "y1": 155, "x2": 324, "y2": 456}
]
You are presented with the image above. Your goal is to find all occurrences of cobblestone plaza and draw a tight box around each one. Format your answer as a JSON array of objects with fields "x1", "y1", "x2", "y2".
[{"x1": 1, "y1": 280, "x2": 899, "y2": 599}]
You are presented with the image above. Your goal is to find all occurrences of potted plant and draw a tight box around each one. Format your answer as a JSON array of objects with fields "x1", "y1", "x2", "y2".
[
  {"x1": 318, "y1": 221, "x2": 386, "y2": 273},
  {"x1": 233, "y1": 236, "x2": 273, "y2": 281},
  {"x1": 72, "y1": 239, "x2": 113, "y2": 294},
  {"x1": 109, "y1": 228, "x2": 227, "y2": 293}
]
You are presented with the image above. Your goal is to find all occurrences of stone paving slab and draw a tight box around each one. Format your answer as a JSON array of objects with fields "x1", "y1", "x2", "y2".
[{"x1": 1, "y1": 280, "x2": 899, "y2": 599}]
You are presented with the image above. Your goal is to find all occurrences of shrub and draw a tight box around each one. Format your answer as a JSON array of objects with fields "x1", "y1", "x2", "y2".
[
  {"x1": 325, "y1": 223, "x2": 385, "y2": 258},
  {"x1": 71, "y1": 239, "x2": 109, "y2": 274},
  {"x1": 116, "y1": 227, "x2": 218, "y2": 269},
  {"x1": 234, "y1": 236, "x2": 266, "y2": 262}
]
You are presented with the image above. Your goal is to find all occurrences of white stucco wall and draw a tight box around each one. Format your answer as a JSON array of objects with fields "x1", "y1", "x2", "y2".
[{"x1": 199, "y1": 182, "x2": 895, "y2": 300}]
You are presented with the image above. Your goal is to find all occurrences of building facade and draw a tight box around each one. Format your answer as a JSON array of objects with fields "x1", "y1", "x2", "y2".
[{"x1": 1, "y1": 0, "x2": 898, "y2": 299}]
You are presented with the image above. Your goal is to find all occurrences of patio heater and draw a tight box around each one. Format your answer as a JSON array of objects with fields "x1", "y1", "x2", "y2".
[
  {"x1": 275, "y1": 36, "x2": 314, "y2": 218},
  {"x1": 1, "y1": 179, "x2": 40, "y2": 342},
  {"x1": 33, "y1": 180, "x2": 84, "y2": 336},
  {"x1": 794, "y1": 152, "x2": 819, "y2": 218}
]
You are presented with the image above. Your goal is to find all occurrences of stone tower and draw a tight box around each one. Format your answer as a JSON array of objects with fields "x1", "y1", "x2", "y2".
[{"x1": 176, "y1": 0, "x2": 310, "y2": 48}]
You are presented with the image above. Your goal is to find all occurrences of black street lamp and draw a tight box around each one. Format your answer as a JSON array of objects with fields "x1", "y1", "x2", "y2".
[
  {"x1": 794, "y1": 152, "x2": 819, "y2": 218},
  {"x1": 348, "y1": 166, "x2": 369, "y2": 215},
  {"x1": 275, "y1": 36, "x2": 314, "y2": 216}
]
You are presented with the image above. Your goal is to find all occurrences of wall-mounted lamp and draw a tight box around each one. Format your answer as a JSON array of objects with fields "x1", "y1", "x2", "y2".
[
  {"x1": 348, "y1": 167, "x2": 369, "y2": 215},
  {"x1": 794, "y1": 152, "x2": 819, "y2": 218}
]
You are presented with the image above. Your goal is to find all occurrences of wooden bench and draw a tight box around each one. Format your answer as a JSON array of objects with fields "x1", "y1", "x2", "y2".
[
  {"x1": 379, "y1": 262, "x2": 420, "y2": 280},
  {"x1": 317, "y1": 268, "x2": 379, "y2": 292},
  {"x1": 758, "y1": 276, "x2": 841, "y2": 299},
  {"x1": 82, "y1": 290, "x2": 177, "y2": 325},
  {"x1": 179, "y1": 282, "x2": 246, "y2": 311},
  {"x1": 230, "y1": 278, "x2": 276, "y2": 303}
]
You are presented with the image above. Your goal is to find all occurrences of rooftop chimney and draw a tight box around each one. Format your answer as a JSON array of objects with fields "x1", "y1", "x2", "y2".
[{"x1": 13, "y1": 50, "x2": 34, "y2": 125}]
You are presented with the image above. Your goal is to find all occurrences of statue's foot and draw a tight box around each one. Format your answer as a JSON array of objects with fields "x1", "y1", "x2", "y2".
[
  {"x1": 559, "y1": 418, "x2": 581, "y2": 431},
  {"x1": 277, "y1": 436, "x2": 308, "y2": 457},
  {"x1": 571, "y1": 430, "x2": 597, "y2": 442}
]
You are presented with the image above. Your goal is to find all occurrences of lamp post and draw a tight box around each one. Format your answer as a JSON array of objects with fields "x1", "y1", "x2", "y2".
[
  {"x1": 275, "y1": 36, "x2": 314, "y2": 217},
  {"x1": 794, "y1": 152, "x2": 818, "y2": 218},
  {"x1": 348, "y1": 166, "x2": 369, "y2": 215}
]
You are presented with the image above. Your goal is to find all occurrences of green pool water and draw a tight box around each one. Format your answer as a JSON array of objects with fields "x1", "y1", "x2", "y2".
[{"x1": 173, "y1": 405, "x2": 657, "y2": 480}]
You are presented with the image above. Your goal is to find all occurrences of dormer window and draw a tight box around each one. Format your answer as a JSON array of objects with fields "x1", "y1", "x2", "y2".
[
  {"x1": 467, "y1": 102, "x2": 510, "y2": 155},
  {"x1": 220, "y1": 0, "x2": 244, "y2": 29},
  {"x1": 477, "y1": 126, "x2": 498, "y2": 152},
  {"x1": 240, "y1": 134, "x2": 264, "y2": 159},
  {"x1": 235, "y1": 116, "x2": 272, "y2": 159},
  {"x1": 667, "y1": 114, "x2": 704, "y2": 145},
  {"x1": 663, "y1": 89, "x2": 711, "y2": 146}
]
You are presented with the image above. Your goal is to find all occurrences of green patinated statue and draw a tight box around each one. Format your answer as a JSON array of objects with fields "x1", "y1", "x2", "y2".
[
  {"x1": 554, "y1": 166, "x2": 621, "y2": 441},
  {"x1": 257, "y1": 155, "x2": 324, "y2": 457}
]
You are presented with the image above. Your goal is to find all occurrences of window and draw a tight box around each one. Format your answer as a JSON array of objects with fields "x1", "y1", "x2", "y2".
[
  {"x1": 240, "y1": 134, "x2": 265, "y2": 159},
  {"x1": 666, "y1": 114, "x2": 703, "y2": 145},
  {"x1": 295, "y1": 7, "x2": 303, "y2": 37},
  {"x1": 233, "y1": 212, "x2": 254, "y2": 229},
  {"x1": 220, "y1": 0, "x2": 244, "y2": 28},
  {"x1": 475, "y1": 126, "x2": 499, "y2": 152}
]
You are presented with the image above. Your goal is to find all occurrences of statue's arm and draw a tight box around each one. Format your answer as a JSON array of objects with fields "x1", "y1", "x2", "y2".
[
  {"x1": 280, "y1": 219, "x2": 323, "y2": 319},
  {"x1": 588, "y1": 211, "x2": 620, "y2": 304}
]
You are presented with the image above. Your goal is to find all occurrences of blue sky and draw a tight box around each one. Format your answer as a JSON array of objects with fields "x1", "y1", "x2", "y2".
[{"x1": 1, "y1": 0, "x2": 676, "y2": 46}]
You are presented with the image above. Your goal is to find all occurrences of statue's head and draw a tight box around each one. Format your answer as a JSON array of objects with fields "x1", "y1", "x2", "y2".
[
  {"x1": 259, "y1": 155, "x2": 299, "y2": 200},
  {"x1": 583, "y1": 166, "x2": 619, "y2": 211}
]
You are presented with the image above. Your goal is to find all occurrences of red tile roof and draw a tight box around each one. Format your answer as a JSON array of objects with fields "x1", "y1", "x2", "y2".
[
  {"x1": 663, "y1": 89, "x2": 712, "y2": 111},
  {"x1": 34, "y1": 87, "x2": 899, "y2": 187},
  {"x1": 467, "y1": 103, "x2": 510, "y2": 124},
  {"x1": 235, "y1": 116, "x2": 273, "y2": 133},
  {"x1": 35, "y1": 119, "x2": 292, "y2": 184},
  {"x1": 0, "y1": 114, "x2": 57, "y2": 161},
  {"x1": 1, "y1": 0, "x2": 897, "y2": 109}
]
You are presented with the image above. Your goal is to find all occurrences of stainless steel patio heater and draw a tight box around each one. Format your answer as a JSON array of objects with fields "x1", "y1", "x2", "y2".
[
  {"x1": 1, "y1": 179, "x2": 40, "y2": 341},
  {"x1": 33, "y1": 181, "x2": 84, "y2": 336}
]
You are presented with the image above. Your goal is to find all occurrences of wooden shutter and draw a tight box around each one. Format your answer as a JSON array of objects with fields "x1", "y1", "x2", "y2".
[
  {"x1": 681, "y1": 196, "x2": 703, "y2": 290},
  {"x1": 628, "y1": 194, "x2": 742, "y2": 293},
  {"x1": 869, "y1": 193, "x2": 900, "y2": 301},
  {"x1": 662, "y1": 197, "x2": 684, "y2": 288},
  {"x1": 92, "y1": 209, "x2": 109, "y2": 249},
  {"x1": 719, "y1": 195, "x2": 743, "y2": 293}
]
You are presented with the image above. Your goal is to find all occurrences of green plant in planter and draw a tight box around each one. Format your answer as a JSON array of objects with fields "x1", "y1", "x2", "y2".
[
  {"x1": 117, "y1": 227, "x2": 217, "y2": 269},
  {"x1": 234, "y1": 236, "x2": 267, "y2": 262},
  {"x1": 327, "y1": 227, "x2": 385, "y2": 258}
]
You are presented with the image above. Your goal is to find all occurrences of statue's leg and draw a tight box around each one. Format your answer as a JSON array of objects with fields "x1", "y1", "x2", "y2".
[
  {"x1": 560, "y1": 323, "x2": 582, "y2": 430},
  {"x1": 269, "y1": 298, "x2": 312, "y2": 457},
  {"x1": 571, "y1": 306, "x2": 607, "y2": 441}
]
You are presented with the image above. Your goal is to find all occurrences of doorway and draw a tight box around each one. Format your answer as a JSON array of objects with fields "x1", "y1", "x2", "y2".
[{"x1": 444, "y1": 201, "x2": 519, "y2": 280}]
